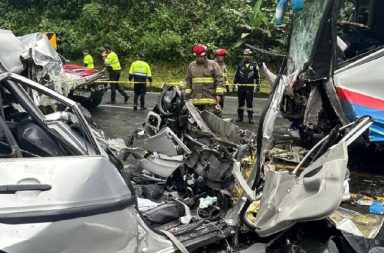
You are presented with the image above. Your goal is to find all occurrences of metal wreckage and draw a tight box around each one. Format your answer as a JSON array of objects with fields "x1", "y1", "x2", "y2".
[{"x1": 1, "y1": 0, "x2": 384, "y2": 250}]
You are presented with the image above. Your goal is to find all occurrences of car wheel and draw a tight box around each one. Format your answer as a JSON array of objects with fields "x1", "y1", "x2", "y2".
[{"x1": 81, "y1": 96, "x2": 103, "y2": 108}]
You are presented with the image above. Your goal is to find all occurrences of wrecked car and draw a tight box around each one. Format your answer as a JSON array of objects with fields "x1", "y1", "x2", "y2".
[
  {"x1": 0, "y1": 29, "x2": 105, "y2": 109},
  {"x1": 123, "y1": 83, "x2": 382, "y2": 252},
  {"x1": 264, "y1": 0, "x2": 384, "y2": 145}
]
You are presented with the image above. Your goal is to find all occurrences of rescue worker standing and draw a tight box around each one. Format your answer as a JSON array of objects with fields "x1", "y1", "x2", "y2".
[
  {"x1": 234, "y1": 48, "x2": 260, "y2": 124},
  {"x1": 186, "y1": 44, "x2": 225, "y2": 116},
  {"x1": 214, "y1": 48, "x2": 229, "y2": 108},
  {"x1": 103, "y1": 44, "x2": 129, "y2": 104},
  {"x1": 128, "y1": 53, "x2": 152, "y2": 110},
  {"x1": 82, "y1": 49, "x2": 94, "y2": 69}
]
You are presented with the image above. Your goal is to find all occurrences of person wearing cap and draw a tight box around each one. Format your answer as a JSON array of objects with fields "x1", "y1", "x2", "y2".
[
  {"x1": 103, "y1": 43, "x2": 129, "y2": 104},
  {"x1": 82, "y1": 49, "x2": 94, "y2": 69},
  {"x1": 233, "y1": 48, "x2": 260, "y2": 124},
  {"x1": 214, "y1": 48, "x2": 229, "y2": 108},
  {"x1": 128, "y1": 53, "x2": 152, "y2": 110},
  {"x1": 185, "y1": 44, "x2": 225, "y2": 116}
]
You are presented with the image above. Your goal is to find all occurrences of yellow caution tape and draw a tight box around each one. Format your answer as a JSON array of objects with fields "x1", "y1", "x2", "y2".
[{"x1": 90, "y1": 80, "x2": 262, "y2": 90}]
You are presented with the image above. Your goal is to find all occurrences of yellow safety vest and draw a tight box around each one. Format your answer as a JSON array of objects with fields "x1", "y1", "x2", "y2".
[
  {"x1": 129, "y1": 60, "x2": 152, "y2": 77},
  {"x1": 105, "y1": 51, "x2": 121, "y2": 71},
  {"x1": 83, "y1": 54, "x2": 94, "y2": 69}
]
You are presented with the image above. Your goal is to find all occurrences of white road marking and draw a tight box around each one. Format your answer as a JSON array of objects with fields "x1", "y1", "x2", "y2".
[{"x1": 99, "y1": 105, "x2": 133, "y2": 109}]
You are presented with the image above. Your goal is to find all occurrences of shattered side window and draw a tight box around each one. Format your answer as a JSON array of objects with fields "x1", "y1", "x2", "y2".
[{"x1": 287, "y1": 0, "x2": 328, "y2": 74}]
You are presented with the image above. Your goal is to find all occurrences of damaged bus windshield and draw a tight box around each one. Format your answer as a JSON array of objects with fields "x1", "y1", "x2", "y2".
[{"x1": 287, "y1": 0, "x2": 328, "y2": 74}]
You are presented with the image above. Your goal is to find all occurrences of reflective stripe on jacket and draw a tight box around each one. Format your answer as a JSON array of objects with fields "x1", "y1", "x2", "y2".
[
  {"x1": 129, "y1": 60, "x2": 152, "y2": 77},
  {"x1": 185, "y1": 59, "x2": 224, "y2": 105},
  {"x1": 128, "y1": 60, "x2": 152, "y2": 84},
  {"x1": 105, "y1": 51, "x2": 121, "y2": 71},
  {"x1": 234, "y1": 61, "x2": 260, "y2": 87},
  {"x1": 216, "y1": 60, "x2": 228, "y2": 93},
  {"x1": 83, "y1": 54, "x2": 94, "y2": 69}
]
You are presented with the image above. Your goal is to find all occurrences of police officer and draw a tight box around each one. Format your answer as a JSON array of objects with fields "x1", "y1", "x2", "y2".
[
  {"x1": 82, "y1": 49, "x2": 94, "y2": 69},
  {"x1": 234, "y1": 48, "x2": 260, "y2": 124},
  {"x1": 128, "y1": 53, "x2": 152, "y2": 110},
  {"x1": 214, "y1": 48, "x2": 229, "y2": 108},
  {"x1": 186, "y1": 44, "x2": 225, "y2": 116},
  {"x1": 103, "y1": 44, "x2": 129, "y2": 104}
]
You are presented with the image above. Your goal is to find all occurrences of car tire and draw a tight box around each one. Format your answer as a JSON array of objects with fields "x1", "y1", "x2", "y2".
[{"x1": 80, "y1": 96, "x2": 103, "y2": 108}]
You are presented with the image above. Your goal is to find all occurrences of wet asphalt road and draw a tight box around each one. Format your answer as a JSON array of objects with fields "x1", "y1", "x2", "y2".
[{"x1": 89, "y1": 90, "x2": 290, "y2": 141}]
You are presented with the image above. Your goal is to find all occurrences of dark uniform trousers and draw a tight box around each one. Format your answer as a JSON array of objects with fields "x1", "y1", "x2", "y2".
[
  {"x1": 134, "y1": 82, "x2": 146, "y2": 108},
  {"x1": 237, "y1": 86, "x2": 254, "y2": 121},
  {"x1": 109, "y1": 70, "x2": 128, "y2": 102}
]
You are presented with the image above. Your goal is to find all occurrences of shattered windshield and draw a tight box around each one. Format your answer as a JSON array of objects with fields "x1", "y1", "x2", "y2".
[{"x1": 287, "y1": 0, "x2": 328, "y2": 74}]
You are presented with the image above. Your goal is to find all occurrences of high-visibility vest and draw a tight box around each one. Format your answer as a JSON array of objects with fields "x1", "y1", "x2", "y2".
[
  {"x1": 83, "y1": 54, "x2": 94, "y2": 69},
  {"x1": 129, "y1": 60, "x2": 152, "y2": 77},
  {"x1": 105, "y1": 51, "x2": 121, "y2": 71}
]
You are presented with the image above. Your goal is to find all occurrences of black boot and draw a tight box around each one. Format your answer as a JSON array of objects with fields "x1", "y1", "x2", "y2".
[
  {"x1": 248, "y1": 110, "x2": 254, "y2": 124},
  {"x1": 124, "y1": 95, "x2": 130, "y2": 104},
  {"x1": 236, "y1": 108, "x2": 244, "y2": 122}
]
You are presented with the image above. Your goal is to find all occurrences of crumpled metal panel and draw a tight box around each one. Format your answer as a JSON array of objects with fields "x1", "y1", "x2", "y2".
[
  {"x1": 146, "y1": 127, "x2": 191, "y2": 156},
  {"x1": 254, "y1": 140, "x2": 348, "y2": 237},
  {"x1": 1, "y1": 208, "x2": 139, "y2": 253},
  {"x1": 18, "y1": 33, "x2": 63, "y2": 77},
  {"x1": 137, "y1": 216, "x2": 175, "y2": 253},
  {"x1": 0, "y1": 29, "x2": 24, "y2": 74},
  {"x1": 185, "y1": 101, "x2": 212, "y2": 133},
  {"x1": 139, "y1": 154, "x2": 184, "y2": 178},
  {"x1": 303, "y1": 86, "x2": 322, "y2": 127},
  {"x1": 201, "y1": 110, "x2": 255, "y2": 144}
]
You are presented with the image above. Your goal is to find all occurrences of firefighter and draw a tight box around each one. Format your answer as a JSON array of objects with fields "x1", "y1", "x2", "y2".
[
  {"x1": 103, "y1": 44, "x2": 129, "y2": 104},
  {"x1": 185, "y1": 44, "x2": 225, "y2": 116},
  {"x1": 214, "y1": 48, "x2": 229, "y2": 108},
  {"x1": 82, "y1": 49, "x2": 94, "y2": 69},
  {"x1": 128, "y1": 53, "x2": 152, "y2": 110},
  {"x1": 234, "y1": 48, "x2": 260, "y2": 124}
]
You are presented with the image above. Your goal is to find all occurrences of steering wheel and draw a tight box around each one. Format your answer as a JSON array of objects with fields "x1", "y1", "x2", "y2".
[{"x1": 157, "y1": 85, "x2": 184, "y2": 117}]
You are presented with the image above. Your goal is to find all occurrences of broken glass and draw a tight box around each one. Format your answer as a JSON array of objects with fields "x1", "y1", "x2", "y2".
[{"x1": 287, "y1": 0, "x2": 328, "y2": 74}]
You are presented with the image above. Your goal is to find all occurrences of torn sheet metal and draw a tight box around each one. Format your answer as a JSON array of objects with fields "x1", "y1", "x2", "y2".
[
  {"x1": 139, "y1": 153, "x2": 184, "y2": 178},
  {"x1": 146, "y1": 127, "x2": 191, "y2": 156},
  {"x1": 201, "y1": 110, "x2": 255, "y2": 144},
  {"x1": 18, "y1": 33, "x2": 63, "y2": 77},
  {"x1": 18, "y1": 32, "x2": 72, "y2": 97},
  {"x1": 0, "y1": 30, "x2": 24, "y2": 74},
  {"x1": 256, "y1": 73, "x2": 290, "y2": 181},
  {"x1": 185, "y1": 101, "x2": 212, "y2": 133},
  {"x1": 254, "y1": 139, "x2": 349, "y2": 237},
  {"x1": 232, "y1": 161, "x2": 256, "y2": 201},
  {"x1": 238, "y1": 243, "x2": 266, "y2": 253},
  {"x1": 329, "y1": 207, "x2": 384, "y2": 239},
  {"x1": 269, "y1": 146, "x2": 306, "y2": 163},
  {"x1": 303, "y1": 85, "x2": 322, "y2": 127}
]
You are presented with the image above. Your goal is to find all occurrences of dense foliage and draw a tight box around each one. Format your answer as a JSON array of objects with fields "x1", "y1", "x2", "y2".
[{"x1": 0, "y1": 0, "x2": 290, "y2": 68}]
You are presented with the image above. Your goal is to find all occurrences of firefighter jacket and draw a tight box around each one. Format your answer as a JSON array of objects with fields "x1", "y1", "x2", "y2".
[
  {"x1": 185, "y1": 59, "x2": 225, "y2": 105},
  {"x1": 128, "y1": 60, "x2": 152, "y2": 84},
  {"x1": 104, "y1": 51, "x2": 121, "y2": 71},
  {"x1": 216, "y1": 60, "x2": 229, "y2": 92},
  {"x1": 83, "y1": 54, "x2": 94, "y2": 69},
  {"x1": 234, "y1": 60, "x2": 260, "y2": 89}
]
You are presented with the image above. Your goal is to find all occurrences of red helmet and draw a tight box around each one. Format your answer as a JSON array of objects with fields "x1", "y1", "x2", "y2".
[
  {"x1": 192, "y1": 44, "x2": 208, "y2": 56},
  {"x1": 215, "y1": 48, "x2": 228, "y2": 56}
]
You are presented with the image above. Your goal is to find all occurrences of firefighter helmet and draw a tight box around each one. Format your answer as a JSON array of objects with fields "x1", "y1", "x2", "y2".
[
  {"x1": 192, "y1": 44, "x2": 208, "y2": 56},
  {"x1": 215, "y1": 48, "x2": 228, "y2": 56}
]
